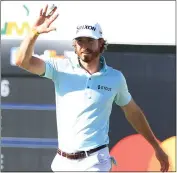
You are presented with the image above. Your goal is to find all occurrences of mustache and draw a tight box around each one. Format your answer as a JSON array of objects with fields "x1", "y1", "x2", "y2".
[{"x1": 82, "y1": 49, "x2": 92, "y2": 53}]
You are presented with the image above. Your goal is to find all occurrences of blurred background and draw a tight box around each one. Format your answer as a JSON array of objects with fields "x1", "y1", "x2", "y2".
[{"x1": 1, "y1": 1, "x2": 176, "y2": 172}]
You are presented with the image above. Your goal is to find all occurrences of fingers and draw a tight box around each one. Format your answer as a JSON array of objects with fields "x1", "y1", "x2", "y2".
[
  {"x1": 160, "y1": 161, "x2": 165, "y2": 172},
  {"x1": 47, "y1": 6, "x2": 57, "y2": 17},
  {"x1": 40, "y1": 4, "x2": 58, "y2": 19},
  {"x1": 47, "y1": 13, "x2": 59, "y2": 26},
  {"x1": 43, "y1": 4, "x2": 48, "y2": 16},
  {"x1": 40, "y1": 8, "x2": 43, "y2": 16},
  {"x1": 164, "y1": 157, "x2": 169, "y2": 172},
  {"x1": 37, "y1": 4, "x2": 59, "y2": 34},
  {"x1": 164, "y1": 161, "x2": 169, "y2": 172},
  {"x1": 160, "y1": 160, "x2": 169, "y2": 172},
  {"x1": 46, "y1": 26, "x2": 57, "y2": 33},
  {"x1": 40, "y1": 4, "x2": 48, "y2": 17}
]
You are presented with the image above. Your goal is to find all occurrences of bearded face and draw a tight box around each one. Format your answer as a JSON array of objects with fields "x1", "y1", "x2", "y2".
[{"x1": 74, "y1": 37, "x2": 103, "y2": 63}]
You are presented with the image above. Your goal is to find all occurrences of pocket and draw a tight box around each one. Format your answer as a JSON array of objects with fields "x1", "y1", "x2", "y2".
[
  {"x1": 84, "y1": 152, "x2": 111, "y2": 171},
  {"x1": 97, "y1": 152, "x2": 110, "y2": 164},
  {"x1": 96, "y1": 147, "x2": 110, "y2": 162},
  {"x1": 95, "y1": 153, "x2": 112, "y2": 171},
  {"x1": 96, "y1": 148, "x2": 118, "y2": 171}
]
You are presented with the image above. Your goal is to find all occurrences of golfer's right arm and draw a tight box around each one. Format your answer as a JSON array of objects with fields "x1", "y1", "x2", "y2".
[
  {"x1": 15, "y1": 4, "x2": 58, "y2": 75},
  {"x1": 16, "y1": 32, "x2": 45, "y2": 75}
]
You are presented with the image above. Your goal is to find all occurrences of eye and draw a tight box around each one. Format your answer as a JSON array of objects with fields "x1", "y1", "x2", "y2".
[
  {"x1": 76, "y1": 39, "x2": 82, "y2": 44},
  {"x1": 88, "y1": 38, "x2": 94, "y2": 42}
]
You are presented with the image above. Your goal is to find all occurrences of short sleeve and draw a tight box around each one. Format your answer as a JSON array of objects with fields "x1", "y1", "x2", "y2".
[
  {"x1": 114, "y1": 72, "x2": 132, "y2": 106},
  {"x1": 33, "y1": 54, "x2": 57, "y2": 81}
]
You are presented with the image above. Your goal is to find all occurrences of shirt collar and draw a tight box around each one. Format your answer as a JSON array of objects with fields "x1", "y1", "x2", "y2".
[
  {"x1": 66, "y1": 51, "x2": 108, "y2": 73},
  {"x1": 100, "y1": 55, "x2": 108, "y2": 73}
]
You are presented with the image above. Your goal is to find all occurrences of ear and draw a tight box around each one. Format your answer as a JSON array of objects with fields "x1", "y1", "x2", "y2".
[{"x1": 99, "y1": 38, "x2": 104, "y2": 47}]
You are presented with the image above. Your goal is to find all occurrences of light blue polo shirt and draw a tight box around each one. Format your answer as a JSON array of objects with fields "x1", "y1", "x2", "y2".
[{"x1": 39, "y1": 51, "x2": 132, "y2": 152}]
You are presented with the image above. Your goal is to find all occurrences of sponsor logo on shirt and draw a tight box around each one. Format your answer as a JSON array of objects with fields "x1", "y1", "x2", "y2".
[{"x1": 98, "y1": 85, "x2": 112, "y2": 91}]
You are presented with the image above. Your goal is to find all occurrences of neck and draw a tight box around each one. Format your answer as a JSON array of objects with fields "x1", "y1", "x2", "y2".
[{"x1": 79, "y1": 56, "x2": 101, "y2": 75}]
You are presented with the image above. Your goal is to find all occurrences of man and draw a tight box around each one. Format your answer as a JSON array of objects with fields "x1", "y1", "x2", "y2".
[{"x1": 16, "y1": 4, "x2": 169, "y2": 172}]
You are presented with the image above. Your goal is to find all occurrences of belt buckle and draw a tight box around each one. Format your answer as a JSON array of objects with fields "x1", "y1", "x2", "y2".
[
  {"x1": 77, "y1": 151, "x2": 86, "y2": 159},
  {"x1": 73, "y1": 153, "x2": 78, "y2": 159}
]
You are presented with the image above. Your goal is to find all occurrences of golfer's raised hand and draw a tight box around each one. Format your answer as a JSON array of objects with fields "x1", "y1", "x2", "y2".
[{"x1": 32, "y1": 4, "x2": 59, "y2": 34}]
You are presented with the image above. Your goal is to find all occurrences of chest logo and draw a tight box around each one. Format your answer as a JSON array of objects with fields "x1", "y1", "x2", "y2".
[{"x1": 98, "y1": 85, "x2": 112, "y2": 91}]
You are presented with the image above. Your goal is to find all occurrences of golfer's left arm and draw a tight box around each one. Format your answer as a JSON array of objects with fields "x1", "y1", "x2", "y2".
[
  {"x1": 121, "y1": 99, "x2": 160, "y2": 149},
  {"x1": 115, "y1": 72, "x2": 160, "y2": 149}
]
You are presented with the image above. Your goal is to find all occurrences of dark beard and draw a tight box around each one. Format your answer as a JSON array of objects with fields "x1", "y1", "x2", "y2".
[
  {"x1": 80, "y1": 54, "x2": 93, "y2": 63},
  {"x1": 77, "y1": 50, "x2": 100, "y2": 63}
]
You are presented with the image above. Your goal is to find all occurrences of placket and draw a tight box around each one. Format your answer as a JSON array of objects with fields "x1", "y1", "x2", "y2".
[{"x1": 84, "y1": 73, "x2": 93, "y2": 100}]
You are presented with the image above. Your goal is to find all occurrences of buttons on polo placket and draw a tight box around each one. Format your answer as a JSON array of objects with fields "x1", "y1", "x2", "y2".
[{"x1": 86, "y1": 76, "x2": 92, "y2": 99}]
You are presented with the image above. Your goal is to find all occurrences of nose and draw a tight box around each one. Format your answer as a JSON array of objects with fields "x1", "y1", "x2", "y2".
[{"x1": 80, "y1": 41, "x2": 90, "y2": 50}]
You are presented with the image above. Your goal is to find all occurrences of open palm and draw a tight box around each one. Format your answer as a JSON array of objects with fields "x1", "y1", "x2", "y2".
[{"x1": 32, "y1": 4, "x2": 59, "y2": 34}]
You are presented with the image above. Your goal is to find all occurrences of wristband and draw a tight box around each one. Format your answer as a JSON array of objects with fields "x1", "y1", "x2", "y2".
[{"x1": 31, "y1": 29, "x2": 40, "y2": 36}]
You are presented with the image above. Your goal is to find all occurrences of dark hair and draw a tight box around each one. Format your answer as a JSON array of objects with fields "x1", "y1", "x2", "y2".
[{"x1": 100, "y1": 39, "x2": 108, "y2": 53}]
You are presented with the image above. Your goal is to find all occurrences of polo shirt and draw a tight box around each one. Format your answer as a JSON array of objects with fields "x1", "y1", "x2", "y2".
[{"x1": 39, "y1": 51, "x2": 132, "y2": 152}]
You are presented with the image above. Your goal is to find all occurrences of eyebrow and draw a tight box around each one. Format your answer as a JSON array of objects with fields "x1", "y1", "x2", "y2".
[{"x1": 75, "y1": 38, "x2": 94, "y2": 41}]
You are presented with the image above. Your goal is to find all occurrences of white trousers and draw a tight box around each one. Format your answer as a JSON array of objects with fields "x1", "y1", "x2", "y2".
[{"x1": 51, "y1": 147, "x2": 115, "y2": 172}]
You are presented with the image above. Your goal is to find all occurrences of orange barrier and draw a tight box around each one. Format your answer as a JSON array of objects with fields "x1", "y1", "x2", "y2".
[{"x1": 110, "y1": 134, "x2": 176, "y2": 172}]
